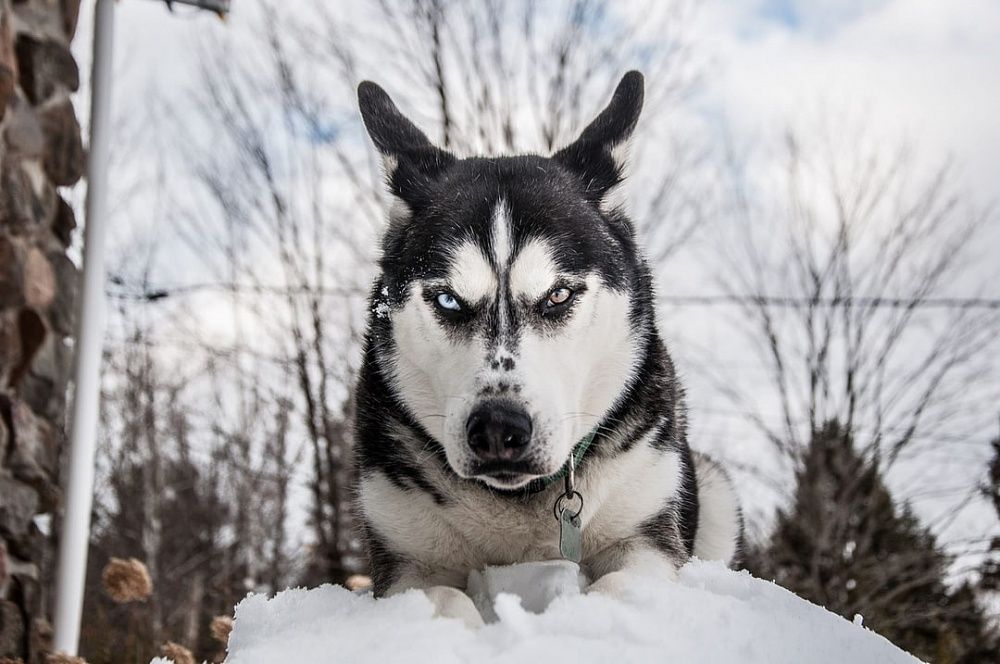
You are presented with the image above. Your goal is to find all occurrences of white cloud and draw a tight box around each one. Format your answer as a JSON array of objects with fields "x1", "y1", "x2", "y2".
[{"x1": 695, "y1": 0, "x2": 1000, "y2": 199}]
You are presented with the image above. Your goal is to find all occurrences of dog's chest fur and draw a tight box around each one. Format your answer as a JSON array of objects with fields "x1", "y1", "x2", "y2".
[{"x1": 359, "y1": 433, "x2": 683, "y2": 586}]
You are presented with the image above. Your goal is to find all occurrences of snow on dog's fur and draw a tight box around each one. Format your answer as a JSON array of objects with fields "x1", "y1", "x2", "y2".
[{"x1": 353, "y1": 72, "x2": 742, "y2": 626}]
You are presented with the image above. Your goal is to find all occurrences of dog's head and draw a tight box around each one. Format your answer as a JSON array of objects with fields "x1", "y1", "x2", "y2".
[{"x1": 359, "y1": 72, "x2": 650, "y2": 490}]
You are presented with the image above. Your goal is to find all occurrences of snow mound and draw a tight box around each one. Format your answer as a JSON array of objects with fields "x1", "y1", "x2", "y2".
[{"x1": 219, "y1": 561, "x2": 918, "y2": 664}]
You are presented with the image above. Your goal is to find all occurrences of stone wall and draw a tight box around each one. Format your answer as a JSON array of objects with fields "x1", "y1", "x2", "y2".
[{"x1": 0, "y1": 0, "x2": 82, "y2": 662}]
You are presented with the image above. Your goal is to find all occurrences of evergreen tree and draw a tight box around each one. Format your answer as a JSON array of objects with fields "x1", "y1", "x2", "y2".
[
  {"x1": 980, "y1": 436, "x2": 999, "y2": 593},
  {"x1": 747, "y1": 421, "x2": 997, "y2": 663}
]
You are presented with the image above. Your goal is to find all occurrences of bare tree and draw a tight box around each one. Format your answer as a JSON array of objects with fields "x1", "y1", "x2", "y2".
[
  {"x1": 717, "y1": 125, "x2": 998, "y2": 459},
  {"x1": 111, "y1": 0, "x2": 711, "y2": 585},
  {"x1": 164, "y1": 15, "x2": 372, "y2": 583},
  {"x1": 698, "y1": 119, "x2": 1000, "y2": 563},
  {"x1": 305, "y1": 0, "x2": 709, "y2": 261},
  {"x1": 82, "y1": 208, "x2": 305, "y2": 659}
]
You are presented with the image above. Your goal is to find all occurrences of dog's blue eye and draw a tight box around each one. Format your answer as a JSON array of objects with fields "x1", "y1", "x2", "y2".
[{"x1": 436, "y1": 292, "x2": 461, "y2": 312}]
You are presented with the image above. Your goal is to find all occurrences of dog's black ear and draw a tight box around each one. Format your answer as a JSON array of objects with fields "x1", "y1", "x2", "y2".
[
  {"x1": 553, "y1": 71, "x2": 644, "y2": 207},
  {"x1": 358, "y1": 81, "x2": 455, "y2": 206}
]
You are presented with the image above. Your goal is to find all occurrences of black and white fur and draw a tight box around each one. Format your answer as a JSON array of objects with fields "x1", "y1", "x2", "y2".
[{"x1": 353, "y1": 72, "x2": 742, "y2": 626}]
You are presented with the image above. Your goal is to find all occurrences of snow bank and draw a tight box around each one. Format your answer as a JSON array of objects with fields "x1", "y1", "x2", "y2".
[{"x1": 216, "y1": 561, "x2": 918, "y2": 664}]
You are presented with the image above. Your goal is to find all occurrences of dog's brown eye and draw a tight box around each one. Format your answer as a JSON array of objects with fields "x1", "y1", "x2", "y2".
[{"x1": 547, "y1": 287, "x2": 572, "y2": 307}]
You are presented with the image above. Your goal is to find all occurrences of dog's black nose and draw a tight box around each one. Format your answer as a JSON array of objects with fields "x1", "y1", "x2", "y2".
[{"x1": 466, "y1": 402, "x2": 532, "y2": 462}]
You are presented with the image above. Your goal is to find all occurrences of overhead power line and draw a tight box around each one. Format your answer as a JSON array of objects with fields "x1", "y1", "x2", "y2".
[
  {"x1": 656, "y1": 295, "x2": 1000, "y2": 310},
  {"x1": 105, "y1": 280, "x2": 1000, "y2": 310}
]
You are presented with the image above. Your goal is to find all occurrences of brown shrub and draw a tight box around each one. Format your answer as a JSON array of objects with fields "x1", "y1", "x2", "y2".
[
  {"x1": 45, "y1": 654, "x2": 87, "y2": 664},
  {"x1": 100, "y1": 557, "x2": 152, "y2": 603},
  {"x1": 159, "y1": 642, "x2": 195, "y2": 664},
  {"x1": 209, "y1": 615, "x2": 234, "y2": 645}
]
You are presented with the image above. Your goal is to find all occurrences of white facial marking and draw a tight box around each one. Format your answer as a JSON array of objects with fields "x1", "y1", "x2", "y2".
[
  {"x1": 514, "y1": 274, "x2": 639, "y2": 475},
  {"x1": 489, "y1": 199, "x2": 515, "y2": 333},
  {"x1": 389, "y1": 230, "x2": 640, "y2": 490},
  {"x1": 447, "y1": 241, "x2": 496, "y2": 304},
  {"x1": 509, "y1": 238, "x2": 558, "y2": 301},
  {"x1": 490, "y1": 199, "x2": 513, "y2": 270},
  {"x1": 389, "y1": 283, "x2": 483, "y2": 457}
]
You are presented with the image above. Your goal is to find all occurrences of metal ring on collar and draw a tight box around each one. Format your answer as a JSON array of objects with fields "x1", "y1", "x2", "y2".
[{"x1": 553, "y1": 490, "x2": 584, "y2": 521}]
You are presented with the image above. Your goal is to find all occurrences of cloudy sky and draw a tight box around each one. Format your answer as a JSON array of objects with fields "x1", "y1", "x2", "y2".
[
  {"x1": 70, "y1": 0, "x2": 1000, "y2": 570},
  {"x1": 73, "y1": 0, "x2": 1000, "y2": 252},
  {"x1": 78, "y1": 0, "x2": 1000, "y2": 197},
  {"x1": 697, "y1": 0, "x2": 1000, "y2": 201}
]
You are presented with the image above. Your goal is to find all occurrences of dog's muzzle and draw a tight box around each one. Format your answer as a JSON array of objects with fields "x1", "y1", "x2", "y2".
[{"x1": 466, "y1": 400, "x2": 532, "y2": 471}]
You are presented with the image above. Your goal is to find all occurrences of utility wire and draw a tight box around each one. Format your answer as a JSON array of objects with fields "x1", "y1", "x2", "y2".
[
  {"x1": 105, "y1": 280, "x2": 1000, "y2": 310},
  {"x1": 656, "y1": 295, "x2": 1000, "y2": 310}
]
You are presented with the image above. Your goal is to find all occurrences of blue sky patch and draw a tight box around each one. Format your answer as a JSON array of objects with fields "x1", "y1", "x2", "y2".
[{"x1": 757, "y1": 0, "x2": 802, "y2": 29}]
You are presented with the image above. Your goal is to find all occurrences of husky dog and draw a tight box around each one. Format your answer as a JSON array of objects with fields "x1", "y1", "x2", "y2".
[{"x1": 353, "y1": 72, "x2": 741, "y2": 626}]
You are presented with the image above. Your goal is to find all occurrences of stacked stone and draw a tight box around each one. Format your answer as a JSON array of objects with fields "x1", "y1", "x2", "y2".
[{"x1": 0, "y1": 1, "x2": 82, "y2": 662}]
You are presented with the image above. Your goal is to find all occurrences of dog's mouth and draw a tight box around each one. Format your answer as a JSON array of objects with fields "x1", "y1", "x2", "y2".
[
  {"x1": 479, "y1": 471, "x2": 532, "y2": 489},
  {"x1": 471, "y1": 460, "x2": 544, "y2": 489}
]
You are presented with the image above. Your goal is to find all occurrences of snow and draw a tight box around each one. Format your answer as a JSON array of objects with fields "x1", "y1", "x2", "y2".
[
  {"x1": 208, "y1": 561, "x2": 918, "y2": 664},
  {"x1": 467, "y1": 560, "x2": 587, "y2": 622}
]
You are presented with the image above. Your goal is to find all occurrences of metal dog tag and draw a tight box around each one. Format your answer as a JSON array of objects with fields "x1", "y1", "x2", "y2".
[{"x1": 558, "y1": 507, "x2": 582, "y2": 563}]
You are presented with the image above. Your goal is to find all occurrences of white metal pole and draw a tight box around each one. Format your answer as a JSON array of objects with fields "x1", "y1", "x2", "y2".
[{"x1": 53, "y1": 0, "x2": 116, "y2": 655}]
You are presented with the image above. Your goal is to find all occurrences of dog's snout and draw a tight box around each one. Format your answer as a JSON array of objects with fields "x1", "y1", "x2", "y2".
[{"x1": 466, "y1": 402, "x2": 532, "y2": 462}]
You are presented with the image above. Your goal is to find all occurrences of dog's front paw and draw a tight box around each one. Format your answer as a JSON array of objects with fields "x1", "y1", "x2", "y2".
[
  {"x1": 586, "y1": 570, "x2": 636, "y2": 599},
  {"x1": 424, "y1": 585, "x2": 485, "y2": 629},
  {"x1": 587, "y1": 562, "x2": 679, "y2": 600}
]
